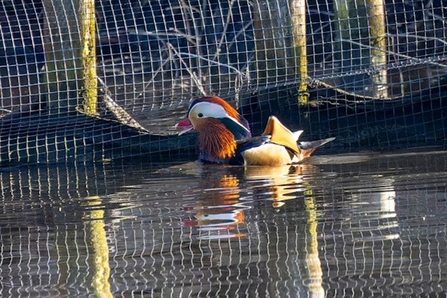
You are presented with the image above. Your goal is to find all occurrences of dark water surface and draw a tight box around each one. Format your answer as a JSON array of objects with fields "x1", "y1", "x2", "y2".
[{"x1": 1, "y1": 150, "x2": 447, "y2": 297}]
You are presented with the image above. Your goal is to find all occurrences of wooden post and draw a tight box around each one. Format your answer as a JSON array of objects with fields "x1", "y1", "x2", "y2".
[
  {"x1": 333, "y1": 0, "x2": 388, "y2": 99},
  {"x1": 290, "y1": 0, "x2": 308, "y2": 104},
  {"x1": 333, "y1": 0, "x2": 368, "y2": 73},
  {"x1": 42, "y1": 0, "x2": 82, "y2": 113},
  {"x1": 79, "y1": 0, "x2": 98, "y2": 115},
  {"x1": 252, "y1": 0, "x2": 296, "y2": 105},
  {"x1": 42, "y1": 0, "x2": 97, "y2": 114},
  {"x1": 367, "y1": 0, "x2": 388, "y2": 99}
]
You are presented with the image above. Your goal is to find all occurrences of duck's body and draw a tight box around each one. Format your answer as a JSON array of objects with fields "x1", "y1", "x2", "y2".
[{"x1": 176, "y1": 96, "x2": 334, "y2": 166}]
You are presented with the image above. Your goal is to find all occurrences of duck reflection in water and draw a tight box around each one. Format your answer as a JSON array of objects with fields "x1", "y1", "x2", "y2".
[
  {"x1": 180, "y1": 162, "x2": 325, "y2": 296},
  {"x1": 182, "y1": 163, "x2": 318, "y2": 239},
  {"x1": 244, "y1": 164, "x2": 318, "y2": 208},
  {"x1": 182, "y1": 167, "x2": 246, "y2": 239}
]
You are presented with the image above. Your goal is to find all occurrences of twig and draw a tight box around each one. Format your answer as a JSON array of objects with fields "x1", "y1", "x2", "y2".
[
  {"x1": 178, "y1": 0, "x2": 203, "y2": 67},
  {"x1": 309, "y1": 77, "x2": 401, "y2": 100},
  {"x1": 97, "y1": 77, "x2": 149, "y2": 132},
  {"x1": 175, "y1": 50, "x2": 248, "y2": 79},
  {"x1": 212, "y1": 0, "x2": 237, "y2": 62},
  {"x1": 388, "y1": 32, "x2": 447, "y2": 47},
  {"x1": 166, "y1": 43, "x2": 207, "y2": 96},
  {"x1": 126, "y1": 27, "x2": 198, "y2": 45},
  {"x1": 213, "y1": 20, "x2": 254, "y2": 63},
  {"x1": 135, "y1": 51, "x2": 174, "y2": 100},
  {"x1": 341, "y1": 37, "x2": 447, "y2": 69},
  {"x1": 0, "y1": 108, "x2": 12, "y2": 118}
]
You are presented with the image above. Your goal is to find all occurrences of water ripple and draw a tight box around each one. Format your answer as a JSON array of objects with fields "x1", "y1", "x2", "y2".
[{"x1": 1, "y1": 151, "x2": 447, "y2": 296}]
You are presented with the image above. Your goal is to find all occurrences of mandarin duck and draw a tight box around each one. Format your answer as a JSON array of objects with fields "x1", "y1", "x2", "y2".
[{"x1": 176, "y1": 96, "x2": 335, "y2": 166}]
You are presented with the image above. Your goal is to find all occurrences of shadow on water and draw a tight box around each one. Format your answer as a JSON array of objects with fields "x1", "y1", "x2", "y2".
[{"x1": 1, "y1": 151, "x2": 447, "y2": 297}]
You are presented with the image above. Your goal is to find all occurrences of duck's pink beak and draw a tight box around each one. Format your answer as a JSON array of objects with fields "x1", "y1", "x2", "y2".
[{"x1": 175, "y1": 118, "x2": 194, "y2": 135}]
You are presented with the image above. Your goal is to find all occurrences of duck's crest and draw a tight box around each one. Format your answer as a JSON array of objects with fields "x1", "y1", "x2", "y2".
[{"x1": 190, "y1": 96, "x2": 240, "y2": 122}]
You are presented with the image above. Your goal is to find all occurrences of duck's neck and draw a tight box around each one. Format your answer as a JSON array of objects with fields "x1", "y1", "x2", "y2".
[{"x1": 198, "y1": 122, "x2": 237, "y2": 163}]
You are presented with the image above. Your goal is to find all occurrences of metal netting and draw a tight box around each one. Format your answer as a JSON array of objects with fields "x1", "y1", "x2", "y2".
[{"x1": 0, "y1": 0, "x2": 447, "y2": 165}]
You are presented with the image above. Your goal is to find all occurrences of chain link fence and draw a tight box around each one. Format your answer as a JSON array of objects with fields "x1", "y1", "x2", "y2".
[{"x1": 0, "y1": 0, "x2": 446, "y2": 164}]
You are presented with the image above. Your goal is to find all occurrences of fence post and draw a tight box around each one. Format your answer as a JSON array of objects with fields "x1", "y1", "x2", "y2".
[
  {"x1": 333, "y1": 0, "x2": 388, "y2": 99},
  {"x1": 368, "y1": 0, "x2": 388, "y2": 99},
  {"x1": 78, "y1": 0, "x2": 98, "y2": 115},
  {"x1": 253, "y1": 0, "x2": 296, "y2": 104},
  {"x1": 290, "y1": 0, "x2": 308, "y2": 104},
  {"x1": 42, "y1": 0, "x2": 81, "y2": 113}
]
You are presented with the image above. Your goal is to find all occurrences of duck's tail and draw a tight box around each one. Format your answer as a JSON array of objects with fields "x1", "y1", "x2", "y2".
[{"x1": 298, "y1": 137, "x2": 336, "y2": 159}]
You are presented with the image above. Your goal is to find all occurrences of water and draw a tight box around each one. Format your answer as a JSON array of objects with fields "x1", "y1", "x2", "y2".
[{"x1": 1, "y1": 150, "x2": 447, "y2": 297}]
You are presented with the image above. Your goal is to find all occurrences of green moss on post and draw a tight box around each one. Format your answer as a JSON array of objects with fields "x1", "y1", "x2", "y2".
[
  {"x1": 290, "y1": 0, "x2": 308, "y2": 104},
  {"x1": 79, "y1": 0, "x2": 98, "y2": 115}
]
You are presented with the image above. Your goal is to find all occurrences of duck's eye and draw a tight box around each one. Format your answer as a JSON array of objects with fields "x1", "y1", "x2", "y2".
[{"x1": 198, "y1": 113, "x2": 204, "y2": 118}]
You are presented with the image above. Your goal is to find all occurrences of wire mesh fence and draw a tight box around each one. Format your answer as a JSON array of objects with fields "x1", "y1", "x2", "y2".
[{"x1": 0, "y1": 0, "x2": 446, "y2": 164}]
